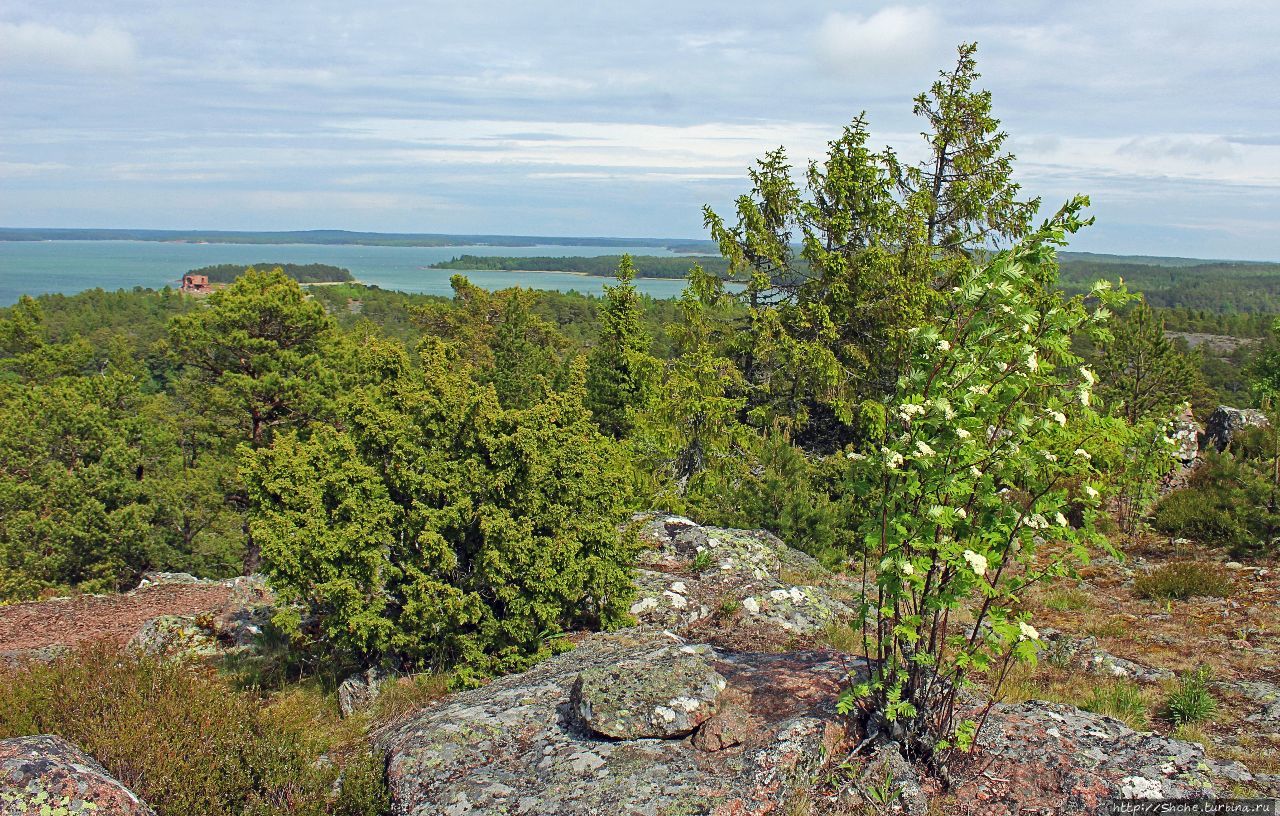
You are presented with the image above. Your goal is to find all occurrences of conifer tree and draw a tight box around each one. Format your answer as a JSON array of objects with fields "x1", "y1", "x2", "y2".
[{"x1": 586, "y1": 255, "x2": 657, "y2": 438}]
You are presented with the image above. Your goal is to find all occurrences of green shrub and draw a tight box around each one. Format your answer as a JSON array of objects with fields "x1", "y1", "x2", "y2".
[
  {"x1": 0, "y1": 644, "x2": 387, "y2": 816},
  {"x1": 1081, "y1": 681, "x2": 1149, "y2": 729},
  {"x1": 1163, "y1": 667, "x2": 1218, "y2": 725},
  {"x1": 1134, "y1": 562, "x2": 1233, "y2": 600},
  {"x1": 1151, "y1": 447, "x2": 1280, "y2": 556},
  {"x1": 243, "y1": 340, "x2": 636, "y2": 683},
  {"x1": 1150, "y1": 489, "x2": 1251, "y2": 552},
  {"x1": 1043, "y1": 587, "x2": 1092, "y2": 612}
]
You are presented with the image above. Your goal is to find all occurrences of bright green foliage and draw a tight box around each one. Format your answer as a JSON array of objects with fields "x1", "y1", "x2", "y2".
[
  {"x1": 1163, "y1": 667, "x2": 1218, "y2": 725},
  {"x1": 905, "y1": 42, "x2": 1039, "y2": 260},
  {"x1": 632, "y1": 265, "x2": 754, "y2": 504},
  {"x1": 0, "y1": 372, "x2": 176, "y2": 599},
  {"x1": 702, "y1": 44, "x2": 1036, "y2": 446},
  {"x1": 243, "y1": 337, "x2": 635, "y2": 680},
  {"x1": 413, "y1": 275, "x2": 567, "y2": 409},
  {"x1": 1152, "y1": 440, "x2": 1280, "y2": 555},
  {"x1": 692, "y1": 432, "x2": 848, "y2": 566},
  {"x1": 845, "y1": 201, "x2": 1135, "y2": 750},
  {"x1": 167, "y1": 268, "x2": 335, "y2": 447},
  {"x1": 586, "y1": 255, "x2": 658, "y2": 438}
]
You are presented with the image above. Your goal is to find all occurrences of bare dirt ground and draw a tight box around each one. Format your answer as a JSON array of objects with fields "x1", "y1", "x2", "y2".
[{"x1": 0, "y1": 584, "x2": 232, "y2": 653}]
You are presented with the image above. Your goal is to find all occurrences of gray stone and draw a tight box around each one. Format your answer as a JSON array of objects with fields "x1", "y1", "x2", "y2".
[
  {"x1": 382, "y1": 630, "x2": 856, "y2": 816},
  {"x1": 0, "y1": 735, "x2": 156, "y2": 816},
  {"x1": 338, "y1": 668, "x2": 393, "y2": 718},
  {"x1": 948, "y1": 700, "x2": 1251, "y2": 814},
  {"x1": 571, "y1": 645, "x2": 725, "y2": 739},
  {"x1": 1201, "y1": 405, "x2": 1269, "y2": 453},
  {"x1": 856, "y1": 742, "x2": 930, "y2": 816},
  {"x1": 127, "y1": 614, "x2": 220, "y2": 660},
  {"x1": 626, "y1": 514, "x2": 856, "y2": 639},
  {"x1": 1037, "y1": 630, "x2": 1173, "y2": 683}
]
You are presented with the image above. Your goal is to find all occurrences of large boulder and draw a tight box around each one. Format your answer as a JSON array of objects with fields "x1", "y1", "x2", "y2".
[
  {"x1": 382, "y1": 630, "x2": 855, "y2": 816},
  {"x1": 1201, "y1": 405, "x2": 1269, "y2": 453},
  {"x1": 128, "y1": 573, "x2": 275, "y2": 662},
  {"x1": 571, "y1": 644, "x2": 725, "y2": 739},
  {"x1": 0, "y1": 735, "x2": 155, "y2": 816},
  {"x1": 628, "y1": 515, "x2": 856, "y2": 642}
]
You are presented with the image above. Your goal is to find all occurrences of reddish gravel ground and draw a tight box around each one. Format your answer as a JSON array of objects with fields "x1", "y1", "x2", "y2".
[{"x1": 0, "y1": 584, "x2": 232, "y2": 653}]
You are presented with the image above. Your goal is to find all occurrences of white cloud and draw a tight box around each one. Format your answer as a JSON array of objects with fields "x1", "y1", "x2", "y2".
[
  {"x1": 0, "y1": 21, "x2": 136, "y2": 74},
  {"x1": 1116, "y1": 136, "x2": 1240, "y2": 164},
  {"x1": 816, "y1": 7, "x2": 941, "y2": 78}
]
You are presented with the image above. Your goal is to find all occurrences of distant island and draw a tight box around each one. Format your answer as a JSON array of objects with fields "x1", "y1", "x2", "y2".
[
  {"x1": 0, "y1": 227, "x2": 717, "y2": 254},
  {"x1": 429, "y1": 254, "x2": 730, "y2": 279},
  {"x1": 188, "y1": 263, "x2": 353, "y2": 284}
]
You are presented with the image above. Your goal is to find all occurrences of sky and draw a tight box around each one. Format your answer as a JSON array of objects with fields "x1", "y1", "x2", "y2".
[{"x1": 2, "y1": 1, "x2": 1278, "y2": 260}]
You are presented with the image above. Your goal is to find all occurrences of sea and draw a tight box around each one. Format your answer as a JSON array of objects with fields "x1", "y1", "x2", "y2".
[{"x1": 0, "y1": 240, "x2": 704, "y2": 306}]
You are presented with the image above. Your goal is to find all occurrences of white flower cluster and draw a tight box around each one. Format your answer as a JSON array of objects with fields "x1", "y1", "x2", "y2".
[{"x1": 962, "y1": 549, "x2": 988, "y2": 577}]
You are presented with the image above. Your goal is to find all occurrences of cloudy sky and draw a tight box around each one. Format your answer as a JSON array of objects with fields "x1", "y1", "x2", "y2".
[{"x1": 2, "y1": 1, "x2": 1278, "y2": 259}]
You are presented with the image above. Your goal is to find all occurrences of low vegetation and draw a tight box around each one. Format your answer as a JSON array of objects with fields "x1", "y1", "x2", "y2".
[
  {"x1": 0, "y1": 644, "x2": 388, "y2": 816},
  {"x1": 1163, "y1": 667, "x2": 1219, "y2": 726},
  {"x1": 1134, "y1": 562, "x2": 1234, "y2": 600}
]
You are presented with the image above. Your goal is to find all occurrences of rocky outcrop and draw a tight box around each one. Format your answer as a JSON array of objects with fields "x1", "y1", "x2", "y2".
[
  {"x1": 0, "y1": 735, "x2": 155, "y2": 816},
  {"x1": 381, "y1": 630, "x2": 856, "y2": 816},
  {"x1": 1036, "y1": 629, "x2": 1174, "y2": 684},
  {"x1": 571, "y1": 644, "x2": 725, "y2": 739},
  {"x1": 628, "y1": 515, "x2": 856, "y2": 642},
  {"x1": 381, "y1": 626, "x2": 1249, "y2": 815},
  {"x1": 128, "y1": 574, "x2": 274, "y2": 662},
  {"x1": 948, "y1": 700, "x2": 1251, "y2": 815},
  {"x1": 1201, "y1": 405, "x2": 1269, "y2": 453},
  {"x1": 1170, "y1": 408, "x2": 1203, "y2": 465}
]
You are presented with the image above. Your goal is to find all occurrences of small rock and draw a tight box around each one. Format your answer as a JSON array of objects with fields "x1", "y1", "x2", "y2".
[
  {"x1": 128, "y1": 614, "x2": 220, "y2": 660},
  {"x1": 692, "y1": 703, "x2": 753, "y2": 752},
  {"x1": 572, "y1": 645, "x2": 725, "y2": 739},
  {"x1": 1201, "y1": 406, "x2": 1269, "y2": 453},
  {"x1": 338, "y1": 668, "x2": 392, "y2": 718},
  {"x1": 1225, "y1": 561, "x2": 1246, "y2": 570},
  {"x1": 856, "y1": 743, "x2": 930, "y2": 815}
]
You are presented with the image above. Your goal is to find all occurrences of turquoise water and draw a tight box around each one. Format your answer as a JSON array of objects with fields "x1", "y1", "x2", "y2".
[{"x1": 0, "y1": 240, "x2": 702, "y2": 305}]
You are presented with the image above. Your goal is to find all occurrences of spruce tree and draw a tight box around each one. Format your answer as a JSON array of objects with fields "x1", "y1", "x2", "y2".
[{"x1": 585, "y1": 255, "x2": 657, "y2": 438}]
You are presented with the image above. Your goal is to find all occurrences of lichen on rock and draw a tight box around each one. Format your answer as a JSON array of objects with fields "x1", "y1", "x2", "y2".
[
  {"x1": 571, "y1": 644, "x2": 725, "y2": 739},
  {"x1": 0, "y1": 735, "x2": 156, "y2": 816}
]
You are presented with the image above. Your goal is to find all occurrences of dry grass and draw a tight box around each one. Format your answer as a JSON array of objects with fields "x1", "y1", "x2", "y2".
[{"x1": 997, "y1": 663, "x2": 1159, "y2": 730}]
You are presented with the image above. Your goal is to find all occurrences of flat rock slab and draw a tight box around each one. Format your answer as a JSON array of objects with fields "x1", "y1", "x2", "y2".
[
  {"x1": 0, "y1": 734, "x2": 156, "y2": 816},
  {"x1": 947, "y1": 700, "x2": 1251, "y2": 815},
  {"x1": 382, "y1": 630, "x2": 859, "y2": 816},
  {"x1": 572, "y1": 645, "x2": 725, "y2": 739}
]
